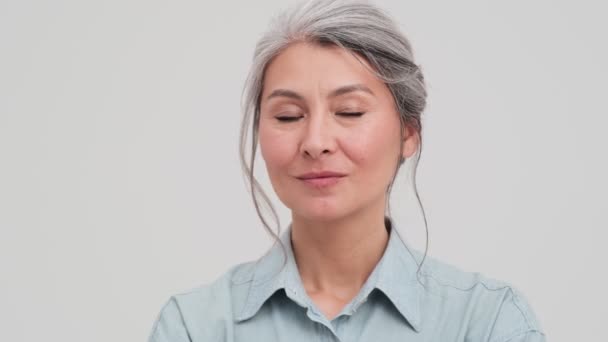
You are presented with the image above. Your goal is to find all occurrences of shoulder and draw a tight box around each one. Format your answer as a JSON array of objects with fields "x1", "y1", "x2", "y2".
[
  {"x1": 171, "y1": 260, "x2": 256, "y2": 316},
  {"x1": 147, "y1": 260, "x2": 258, "y2": 342},
  {"x1": 409, "y1": 249, "x2": 546, "y2": 341}
]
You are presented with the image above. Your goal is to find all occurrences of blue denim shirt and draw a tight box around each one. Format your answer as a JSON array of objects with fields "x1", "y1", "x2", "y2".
[{"x1": 148, "y1": 217, "x2": 545, "y2": 341}]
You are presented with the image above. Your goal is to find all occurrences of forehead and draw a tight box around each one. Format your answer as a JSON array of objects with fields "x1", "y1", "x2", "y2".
[{"x1": 261, "y1": 42, "x2": 386, "y2": 101}]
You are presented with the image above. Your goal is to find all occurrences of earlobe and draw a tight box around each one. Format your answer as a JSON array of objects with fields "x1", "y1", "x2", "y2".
[{"x1": 401, "y1": 126, "x2": 419, "y2": 159}]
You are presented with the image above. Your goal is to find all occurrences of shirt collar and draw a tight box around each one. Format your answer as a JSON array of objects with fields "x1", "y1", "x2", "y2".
[{"x1": 234, "y1": 216, "x2": 423, "y2": 332}]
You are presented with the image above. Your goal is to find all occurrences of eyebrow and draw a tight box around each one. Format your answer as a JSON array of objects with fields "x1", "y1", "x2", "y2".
[{"x1": 265, "y1": 84, "x2": 375, "y2": 102}]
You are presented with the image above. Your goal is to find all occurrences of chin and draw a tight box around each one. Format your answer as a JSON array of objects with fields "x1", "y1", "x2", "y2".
[{"x1": 291, "y1": 200, "x2": 352, "y2": 223}]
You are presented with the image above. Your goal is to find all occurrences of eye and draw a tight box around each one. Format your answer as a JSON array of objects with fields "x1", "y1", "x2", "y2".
[
  {"x1": 337, "y1": 112, "x2": 365, "y2": 117},
  {"x1": 275, "y1": 115, "x2": 303, "y2": 122}
]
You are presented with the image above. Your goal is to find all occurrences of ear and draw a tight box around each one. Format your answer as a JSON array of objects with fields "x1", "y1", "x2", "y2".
[{"x1": 401, "y1": 124, "x2": 419, "y2": 159}]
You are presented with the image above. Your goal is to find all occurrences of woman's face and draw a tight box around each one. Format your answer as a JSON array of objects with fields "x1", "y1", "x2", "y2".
[{"x1": 258, "y1": 42, "x2": 418, "y2": 222}]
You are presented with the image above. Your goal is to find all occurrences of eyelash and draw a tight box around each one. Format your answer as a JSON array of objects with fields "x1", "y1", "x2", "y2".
[{"x1": 275, "y1": 112, "x2": 365, "y2": 122}]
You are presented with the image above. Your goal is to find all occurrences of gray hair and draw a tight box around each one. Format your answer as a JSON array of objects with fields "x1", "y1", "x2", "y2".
[{"x1": 238, "y1": 0, "x2": 429, "y2": 280}]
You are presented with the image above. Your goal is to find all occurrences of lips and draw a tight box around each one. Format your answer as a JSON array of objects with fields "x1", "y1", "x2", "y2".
[
  {"x1": 296, "y1": 171, "x2": 347, "y2": 180},
  {"x1": 295, "y1": 171, "x2": 346, "y2": 188}
]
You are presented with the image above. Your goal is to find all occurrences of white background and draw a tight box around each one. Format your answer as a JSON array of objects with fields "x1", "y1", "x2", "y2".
[{"x1": 1, "y1": 0, "x2": 606, "y2": 341}]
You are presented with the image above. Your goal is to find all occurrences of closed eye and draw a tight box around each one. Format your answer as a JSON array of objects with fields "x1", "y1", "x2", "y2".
[
  {"x1": 337, "y1": 112, "x2": 365, "y2": 117},
  {"x1": 275, "y1": 112, "x2": 364, "y2": 122},
  {"x1": 275, "y1": 115, "x2": 303, "y2": 122}
]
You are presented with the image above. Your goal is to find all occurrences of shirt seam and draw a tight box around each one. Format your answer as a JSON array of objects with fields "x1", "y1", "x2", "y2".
[
  {"x1": 420, "y1": 270, "x2": 513, "y2": 292},
  {"x1": 488, "y1": 287, "x2": 541, "y2": 342},
  {"x1": 510, "y1": 287, "x2": 535, "y2": 330},
  {"x1": 492, "y1": 328, "x2": 546, "y2": 342},
  {"x1": 149, "y1": 296, "x2": 193, "y2": 342},
  {"x1": 173, "y1": 296, "x2": 194, "y2": 342}
]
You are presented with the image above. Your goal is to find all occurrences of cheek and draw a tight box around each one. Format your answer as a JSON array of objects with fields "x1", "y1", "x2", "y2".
[
  {"x1": 343, "y1": 120, "x2": 399, "y2": 168},
  {"x1": 259, "y1": 126, "x2": 294, "y2": 172},
  {"x1": 258, "y1": 126, "x2": 298, "y2": 206}
]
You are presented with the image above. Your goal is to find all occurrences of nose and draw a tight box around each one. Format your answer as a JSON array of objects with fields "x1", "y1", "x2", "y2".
[{"x1": 299, "y1": 110, "x2": 336, "y2": 160}]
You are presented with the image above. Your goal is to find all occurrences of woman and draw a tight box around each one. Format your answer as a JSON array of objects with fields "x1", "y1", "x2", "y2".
[{"x1": 148, "y1": 0, "x2": 545, "y2": 341}]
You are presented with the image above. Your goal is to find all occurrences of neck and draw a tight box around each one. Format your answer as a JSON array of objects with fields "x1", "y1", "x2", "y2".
[{"x1": 290, "y1": 202, "x2": 390, "y2": 298}]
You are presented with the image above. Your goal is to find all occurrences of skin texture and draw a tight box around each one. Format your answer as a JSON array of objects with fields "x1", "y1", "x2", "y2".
[{"x1": 258, "y1": 42, "x2": 419, "y2": 320}]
